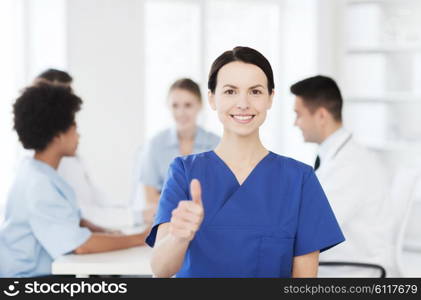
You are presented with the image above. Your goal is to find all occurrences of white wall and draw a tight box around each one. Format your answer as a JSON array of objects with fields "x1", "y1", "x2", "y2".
[
  {"x1": 25, "y1": 0, "x2": 68, "y2": 81},
  {"x1": 0, "y1": 0, "x2": 25, "y2": 220},
  {"x1": 277, "y1": 0, "x2": 319, "y2": 164},
  {"x1": 67, "y1": 0, "x2": 144, "y2": 205},
  {"x1": 316, "y1": 0, "x2": 343, "y2": 79}
]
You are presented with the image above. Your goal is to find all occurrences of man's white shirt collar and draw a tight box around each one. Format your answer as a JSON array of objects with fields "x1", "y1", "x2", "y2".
[{"x1": 318, "y1": 127, "x2": 349, "y2": 163}]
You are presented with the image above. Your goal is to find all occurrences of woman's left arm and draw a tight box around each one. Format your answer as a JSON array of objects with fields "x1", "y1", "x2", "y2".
[
  {"x1": 80, "y1": 219, "x2": 121, "y2": 234},
  {"x1": 292, "y1": 250, "x2": 320, "y2": 278}
]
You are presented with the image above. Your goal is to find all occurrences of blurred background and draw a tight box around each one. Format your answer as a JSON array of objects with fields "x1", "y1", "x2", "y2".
[{"x1": 0, "y1": 0, "x2": 420, "y2": 275}]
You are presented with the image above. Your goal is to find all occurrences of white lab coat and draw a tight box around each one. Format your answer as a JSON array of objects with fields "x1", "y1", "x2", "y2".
[
  {"x1": 58, "y1": 156, "x2": 132, "y2": 228},
  {"x1": 58, "y1": 157, "x2": 106, "y2": 218},
  {"x1": 316, "y1": 129, "x2": 396, "y2": 277}
]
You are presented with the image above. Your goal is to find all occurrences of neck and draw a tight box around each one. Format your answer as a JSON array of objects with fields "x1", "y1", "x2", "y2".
[
  {"x1": 177, "y1": 126, "x2": 196, "y2": 141},
  {"x1": 34, "y1": 149, "x2": 62, "y2": 169},
  {"x1": 215, "y1": 129, "x2": 267, "y2": 165},
  {"x1": 320, "y1": 121, "x2": 343, "y2": 144}
]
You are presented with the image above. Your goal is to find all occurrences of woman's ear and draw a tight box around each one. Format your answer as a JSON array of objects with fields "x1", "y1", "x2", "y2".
[{"x1": 208, "y1": 91, "x2": 216, "y2": 111}]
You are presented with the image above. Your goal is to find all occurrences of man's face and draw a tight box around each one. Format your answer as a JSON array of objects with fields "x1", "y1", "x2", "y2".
[{"x1": 294, "y1": 96, "x2": 322, "y2": 143}]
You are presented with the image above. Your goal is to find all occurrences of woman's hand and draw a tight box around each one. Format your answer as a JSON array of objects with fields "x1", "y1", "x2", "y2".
[{"x1": 169, "y1": 179, "x2": 204, "y2": 243}]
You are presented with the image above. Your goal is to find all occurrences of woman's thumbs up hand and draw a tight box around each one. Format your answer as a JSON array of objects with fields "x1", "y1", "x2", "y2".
[
  {"x1": 190, "y1": 178, "x2": 202, "y2": 205},
  {"x1": 169, "y1": 179, "x2": 204, "y2": 243}
]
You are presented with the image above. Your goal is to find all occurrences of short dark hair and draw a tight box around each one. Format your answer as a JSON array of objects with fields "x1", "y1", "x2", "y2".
[
  {"x1": 290, "y1": 75, "x2": 343, "y2": 121},
  {"x1": 208, "y1": 46, "x2": 274, "y2": 94},
  {"x1": 36, "y1": 68, "x2": 73, "y2": 85},
  {"x1": 169, "y1": 78, "x2": 202, "y2": 103},
  {"x1": 13, "y1": 84, "x2": 82, "y2": 151}
]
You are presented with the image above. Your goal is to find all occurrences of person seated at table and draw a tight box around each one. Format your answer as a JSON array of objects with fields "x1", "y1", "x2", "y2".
[
  {"x1": 0, "y1": 84, "x2": 148, "y2": 278},
  {"x1": 31, "y1": 69, "x2": 114, "y2": 227},
  {"x1": 133, "y1": 78, "x2": 219, "y2": 225},
  {"x1": 33, "y1": 68, "x2": 73, "y2": 88}
]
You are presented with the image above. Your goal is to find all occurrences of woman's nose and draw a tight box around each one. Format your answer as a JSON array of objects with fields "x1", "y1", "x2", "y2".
[{"x1": 236, "y1": 94, "x2": 250, "y2": 110}]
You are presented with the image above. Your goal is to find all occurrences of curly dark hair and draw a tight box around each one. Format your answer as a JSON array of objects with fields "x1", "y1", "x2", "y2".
[{"x1": 13, "y1": 84, "x2": 82, "y2": 151}]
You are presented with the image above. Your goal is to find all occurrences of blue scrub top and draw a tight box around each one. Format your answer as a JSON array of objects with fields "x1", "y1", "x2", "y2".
[
  {"x1": 0, "y1": 158, "x2": 91, "y2": 277},
  {"x1": 146, "y1": 151, "x2": 345, "y2": 278}
]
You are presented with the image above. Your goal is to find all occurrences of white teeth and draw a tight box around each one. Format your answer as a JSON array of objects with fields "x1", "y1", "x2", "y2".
[{"x1": 233, "y1": 115, "x2": 253, "y2": 120}]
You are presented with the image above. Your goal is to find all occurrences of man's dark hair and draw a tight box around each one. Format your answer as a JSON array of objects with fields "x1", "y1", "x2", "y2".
[
  {"x1": 169, "y1": 78, "x2": 202, "y2": 103},
  {"x1": 290, "y1": 75, "x2": 343, "y2": 122},
  {"x1": 208, "y1": 46, "x2": 274, "y2": 94},
  {"x1": 36, "y1": 68, "x2": 73, "y2": 85},
  {"x1": 13, "y1": 84, "x2": 82, "y2": 151}
]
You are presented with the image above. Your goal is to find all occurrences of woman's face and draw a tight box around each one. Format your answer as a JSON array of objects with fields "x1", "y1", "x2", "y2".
[
  {"x1": 209, "y1": 61, "x2": 273, "y2": 137},
  {"x1": 59, "y1": 123, "x2": 79, "y2": 156},
  {"x1": 168, "y1": 88, "x2": 202, "y2": 132}
]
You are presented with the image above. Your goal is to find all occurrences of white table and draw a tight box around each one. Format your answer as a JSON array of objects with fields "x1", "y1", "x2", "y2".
[
  {"x1": 401, "y1": 250, "x2": 421, "y2": 277},
  {"x1": 52, "y1": 246, "x2": 153, "y2": 277}
]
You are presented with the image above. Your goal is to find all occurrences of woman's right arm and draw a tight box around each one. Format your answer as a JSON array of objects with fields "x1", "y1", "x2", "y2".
[
  {"x1": 150, "y1": 179, "x2": 204, "y2": 278},
  {"x1": 150, "y1": 223, "x2": 190, "y2": 277},
  {"x1": 142, "y1": 185, "x2": 160, "y2": 224},
  {"x1": 138, "y1": 136, "x2": 162, "y2": 224},
  {"x1": 144, "y1": 185, "x2": 160, "y2": 206}
]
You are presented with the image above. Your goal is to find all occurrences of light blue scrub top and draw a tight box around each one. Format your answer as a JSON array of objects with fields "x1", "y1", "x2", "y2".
[
  {"x1": 138, "y1": 126, "x2": 219, "y2": 191},
  {"x1": 146, "y1": 151, "x2": 345, "y2": 278},
  {"x1": 0, "y1": 158, "x2": 91, "y2": 277}
]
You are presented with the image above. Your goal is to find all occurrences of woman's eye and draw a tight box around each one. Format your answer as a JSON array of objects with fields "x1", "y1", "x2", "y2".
[
  {"x1": 185, "y1": 103, "x2": 192, "y2": 108},
  {"x1": 172, "y1": 103, "x2": 178, "y2": 109},
  {"x1": 251, "y1": 89, "x2": 262, "y2": 95},
  {"x1": 224, "y1": 89, "x2": 235, "y2": 95}
]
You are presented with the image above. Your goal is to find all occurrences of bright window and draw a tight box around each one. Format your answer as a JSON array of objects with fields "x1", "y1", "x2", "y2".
[{"x1": 143, "y1": 0, "x2": 318, "y2": 163}]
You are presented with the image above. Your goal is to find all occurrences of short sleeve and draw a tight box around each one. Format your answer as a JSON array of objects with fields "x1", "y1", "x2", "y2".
[
  {"x1": 294, "y1": 170, "x2": 345, "y2": 256},
  {"x1": 138, "y1": 142, "x2": 163, "y2": 191},
  {"x1": 145, "y1": 157, "x2": 189, "y2": 247},
  {"x1": 28, "y1": 180, "x2": 92, "y2": 259}
]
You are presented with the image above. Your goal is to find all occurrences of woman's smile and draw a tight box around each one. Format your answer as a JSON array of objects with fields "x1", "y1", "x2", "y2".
[{"x1": 230, "y1": 114, "x2": 256, "y2": 124}]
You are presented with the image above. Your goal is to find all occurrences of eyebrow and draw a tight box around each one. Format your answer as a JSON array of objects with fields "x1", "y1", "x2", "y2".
[
  {"x1": 222, "y1": 84, "x2": 265, "y2": 89},
  {"x1": 249, "y1": 84, "x2": 265, "y2": 89},
  {"x1": 222, "y1": 84, "x2": 238, "y2": 89}
]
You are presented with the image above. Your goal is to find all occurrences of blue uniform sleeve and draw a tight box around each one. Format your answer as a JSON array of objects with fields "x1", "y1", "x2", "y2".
[
  {"x1": 138, "y1": 141, "x2": 163, "y2": 191},
  {"x1": 28, "y1": 180, "x2": 92, "y2": 259},
  {"x1": 294, "y1": 169, "x2": 345, "y2": 256},
  {"x1": 145, "y1": 157, "x2": 189, "y2": 247}
]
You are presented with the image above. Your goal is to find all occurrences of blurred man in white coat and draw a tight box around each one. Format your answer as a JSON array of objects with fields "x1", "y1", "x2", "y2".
[{"x1": 291, "y1": 75, "x2": 395, "y2": 277}]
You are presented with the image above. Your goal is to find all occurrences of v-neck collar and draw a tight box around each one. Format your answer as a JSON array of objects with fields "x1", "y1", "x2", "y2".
[{"x1": 209, "y1": 150, "x2": 274, "y2": 186}]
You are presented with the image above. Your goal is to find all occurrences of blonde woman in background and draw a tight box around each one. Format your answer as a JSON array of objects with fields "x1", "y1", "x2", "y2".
[{"x1": 135, "y1": 78, "x2": 219, "y2": 225}]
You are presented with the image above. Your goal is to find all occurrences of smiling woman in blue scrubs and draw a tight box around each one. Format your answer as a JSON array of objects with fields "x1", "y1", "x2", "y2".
[{"x1": 146, "y1": 46, "x2": 345, "y2": 278}]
